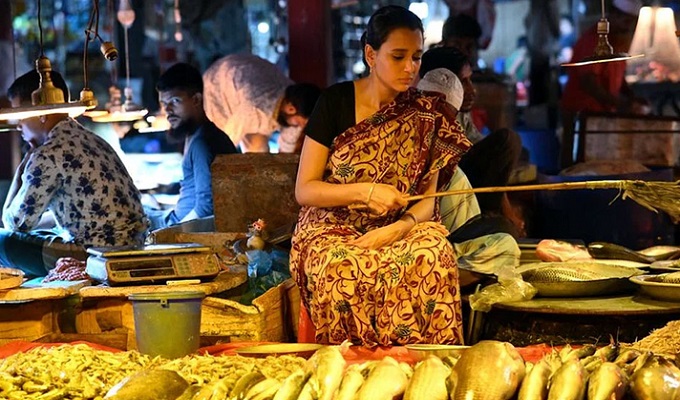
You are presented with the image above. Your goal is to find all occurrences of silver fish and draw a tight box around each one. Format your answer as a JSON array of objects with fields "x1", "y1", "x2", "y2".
[
  {"x1": 623, "y1": 351, "x2": 652, "y2": 377},
  {"x1": 404, "y1": 356, "x2": 450, "y2": 400},
  {"x1": 629, "y1": 355, "x2": 680, "y2": 400},
  {"x1": 518, "y1": 262, "x2": 641, "y2": 283},
  {"x1": 587, "y1": 362, "x2": 627, "y2": 400},
  {"x1": 613, "y1": 347, "x2": 642, "y2": 366},
  {"x1": 561, "y1": 344, "x2": 596, "y2": 363},
  {"x1": 334, "y1": 364, "x2": 366, "y2": 400},
  {"x1": 272, "y1": 369, "x2": 309, "y2": 400},
  {"x1": 523, "y1": 267, "x2": 603, "y2": 283},
  {"x1": 662, "y1": 271, "x2": 680, "y2": 284},
  {"x1": 449, "y1": 340, "x2": 526, "y2": 400},
  {"x1": 638, "y1": 245, "x2": 680, "y2": 260},
  {"x1": 305, "y1": 346, "x2": 346, "y2": 400},
  {"x1": 356, "y1": 356, "x2": 409, "y2": 400},
  {"x1": 518, "y1": 355, "x2": 559, "y2": 400},
  {"x1": 547, "y1": 359, "x2": 587, "y2": 400}
]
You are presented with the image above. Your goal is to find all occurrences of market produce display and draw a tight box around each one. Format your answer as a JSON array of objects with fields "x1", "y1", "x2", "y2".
[
  {"x1": 0, "y1": 344, "x2": 304, "y2": 399},
  {"x1": 2, "y1": 337, "x2": 680, "y2": 399}
]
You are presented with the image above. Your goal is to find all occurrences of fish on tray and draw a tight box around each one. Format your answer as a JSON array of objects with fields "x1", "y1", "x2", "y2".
[{"x1": 517, "y1": 262, "x2": 643, "y2": 283}]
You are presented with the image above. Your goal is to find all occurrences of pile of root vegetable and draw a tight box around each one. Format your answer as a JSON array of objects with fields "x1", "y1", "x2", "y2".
[
  {"x1": 0, "y1": 344, "x2": 305, "y2": 400},
  {"x1": 2, "y1": 336, "x2": 680, "y2": 400}
]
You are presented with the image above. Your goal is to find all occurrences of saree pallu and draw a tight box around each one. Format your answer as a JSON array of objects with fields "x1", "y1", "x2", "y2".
[{"x1": 290, "y1": 88, "x2": 472, "y2": 347}]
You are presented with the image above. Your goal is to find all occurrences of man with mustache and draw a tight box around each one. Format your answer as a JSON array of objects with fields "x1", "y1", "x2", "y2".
[{"x1": 149, "y1": 63, "x2": 237, "y2": 230}]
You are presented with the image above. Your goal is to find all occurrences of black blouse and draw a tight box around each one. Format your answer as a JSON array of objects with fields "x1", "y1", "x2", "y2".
[{"x1": 303, "y1": 81, "x2": 356, "y2": 148}]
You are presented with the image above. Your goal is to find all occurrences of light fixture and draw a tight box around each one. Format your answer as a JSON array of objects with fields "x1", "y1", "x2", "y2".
[
  {"x1": 91, "y1": 0, "x2": 147, "y2": 123},
  {"x1": 627, "y1": 6, "x2": 680, "y2": 82},
  {"x1": 138, "y1": 110, "x2": 171, "y2": 133},
  {"x1": 0, "y1": 0, "x2": 118, "y2": 121},
  {"x1": 408, "y1": 1, "x2": 429, "y2": 20},
  {"x1": 174, "y1": 0, "x2": 183, "y2": 42},
  {"x1": 562, "y1": 0, "x2": 643, "y2": 67}
]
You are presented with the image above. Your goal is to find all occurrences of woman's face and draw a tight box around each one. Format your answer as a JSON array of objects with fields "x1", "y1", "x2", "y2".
[{"x1": 367, "y1": 28, "x2": 424, "y2": 93}]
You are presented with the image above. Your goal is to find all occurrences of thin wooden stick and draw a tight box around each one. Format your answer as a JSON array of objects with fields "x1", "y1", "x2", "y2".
[
  {"x1": 348, "y1": 180, "x2": 628, "y2": 210},
  {"x1": 406, "y1": 180, "x2": 626, "y2": 201}
]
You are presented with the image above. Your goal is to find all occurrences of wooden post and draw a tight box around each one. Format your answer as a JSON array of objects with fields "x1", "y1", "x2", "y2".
[
  {"x1": 0, "y1": 0, "x2": 17, "y2": 180},
  {"x1": 287, "y1": 0, "x2": 332, "y2": 89}
]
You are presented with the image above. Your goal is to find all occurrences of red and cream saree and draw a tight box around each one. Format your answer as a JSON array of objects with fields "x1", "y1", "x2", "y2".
[{"x1": 290, "y1": 88, "x2": 472, "y2": 347}]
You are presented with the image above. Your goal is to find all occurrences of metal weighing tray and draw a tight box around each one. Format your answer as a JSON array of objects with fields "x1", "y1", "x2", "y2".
[
  {"x1": 517, "y1": 262, "x2": 644, "y2": 297},
  {"x1": 630, "y1": 275, "x2": 680, "y2": 302}
]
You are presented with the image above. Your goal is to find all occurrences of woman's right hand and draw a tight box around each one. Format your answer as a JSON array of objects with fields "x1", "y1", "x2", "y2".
[{"x1": 365, "y1": 183, "x2": 408, "y2": 216}]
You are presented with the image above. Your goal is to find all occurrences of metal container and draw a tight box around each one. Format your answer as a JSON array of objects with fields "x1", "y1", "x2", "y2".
[
  {"x1": 129, "y1": 291, "x2": 205, "y2": 358},
  {"x1": 630, "y1": 275, "x2": 680, "y2": 302}
]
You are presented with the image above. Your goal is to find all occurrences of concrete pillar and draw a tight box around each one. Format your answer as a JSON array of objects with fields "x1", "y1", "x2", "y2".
[
  {"x1": 287, "y1": 0, "x2": 332, "y2": 88},
  {"x1": 0, "y1": 0, "x2": 20, "y2": 180}
]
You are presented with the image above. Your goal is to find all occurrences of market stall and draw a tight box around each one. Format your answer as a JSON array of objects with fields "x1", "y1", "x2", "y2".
[{"x1": 2, "y1": 328, "x2": 680, "y2": 399}]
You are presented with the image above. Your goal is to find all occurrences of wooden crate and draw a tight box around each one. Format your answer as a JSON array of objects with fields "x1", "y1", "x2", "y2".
[
  {"x1": 202, "y1": 281, "x2": 291, "y2": 343},
  {"x1": 74, "y1": 278, "x2": 298, "y2": 349},
  {"x1": 0, "y1": 301, "x2": 57, "y2": 345}
]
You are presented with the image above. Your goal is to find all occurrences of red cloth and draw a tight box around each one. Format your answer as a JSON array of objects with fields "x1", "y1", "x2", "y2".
[
  {"x1": 561, "y1": 25, "x2": 628, "y2": 114},
  {"x1": 0, "y1": 340, "x2": 122, "y2": 359},
  {"x1": 0, "y1": 339, "x2": 554, "y2": 365}
]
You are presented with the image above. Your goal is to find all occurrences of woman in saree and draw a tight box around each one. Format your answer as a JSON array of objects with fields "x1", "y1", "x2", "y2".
[{"x1": 290, "y1": 5, "x2": 472, "y2": 347}]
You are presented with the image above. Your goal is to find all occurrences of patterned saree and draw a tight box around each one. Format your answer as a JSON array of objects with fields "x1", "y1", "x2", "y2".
[{"x1": 290, "y1": 88, "x2": 472, "y2": 347}]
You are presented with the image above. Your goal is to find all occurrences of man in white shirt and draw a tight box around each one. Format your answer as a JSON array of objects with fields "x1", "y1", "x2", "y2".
[{"x1": 203, "y1": 54, "x2": 321, "y2": 153}]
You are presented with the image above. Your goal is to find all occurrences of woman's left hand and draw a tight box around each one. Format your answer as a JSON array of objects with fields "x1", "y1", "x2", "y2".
[{"x1": 350, "y1": 221, "x2": 410, "y2": 250}]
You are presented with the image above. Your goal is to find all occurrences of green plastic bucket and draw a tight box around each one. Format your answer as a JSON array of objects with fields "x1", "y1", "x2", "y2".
[{"x1": 128, "y1": 291, "x2": 205, "y2": 359}]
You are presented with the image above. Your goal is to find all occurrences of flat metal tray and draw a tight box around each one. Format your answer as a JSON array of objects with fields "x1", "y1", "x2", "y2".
[
  {"x1": 235, "y1": 343, "x2": 325, "y2": 359},
  {"x1": 630, "y1": 274, "x2": 680, "y2": 302},
  {"x1": 518, "y1": 262, "x2": 643, "y2": 298},
  {"x1": 529, "y1": 278, "x2": 635, "y2": 297}
]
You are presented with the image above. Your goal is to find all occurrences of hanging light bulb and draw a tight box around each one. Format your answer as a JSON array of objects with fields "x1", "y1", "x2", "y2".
[
  {"x1": 562, "y1": 0, "x2": 643, "y2": 67},
  {"x1": 0, "y1": 0, "x2": 99, "y2": 121},
  {"x1": 93, "y1": 0, "x2": 147, "y2": 123},
  {"x1": 174, "y1": 0, "x2": 183, "y2": 42}
]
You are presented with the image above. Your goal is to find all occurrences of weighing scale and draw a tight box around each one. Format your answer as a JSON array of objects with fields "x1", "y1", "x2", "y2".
[{"x1": 85, "y1": 243, "x2": 221, "y2": 286}]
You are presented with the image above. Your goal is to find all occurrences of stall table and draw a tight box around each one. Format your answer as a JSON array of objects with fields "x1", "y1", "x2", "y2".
[
  {"x1": 476, "y1": 294, "x2": 680, "y2": 346},
  {"x1": 76, "y1": 269, "x2": 247, "y2": 350},
  {"x1": 0, "y1": 279, "x2": 89, "y2": 345}
]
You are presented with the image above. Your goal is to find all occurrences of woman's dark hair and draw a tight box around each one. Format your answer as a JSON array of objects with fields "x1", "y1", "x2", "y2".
[
  {"x1": 7, "y1": 69, "x2": 70, "y2": 102},
  {"x1": 361, "y1": 5, "x2": 424, "y2": 67},
  {"x1": 419, "y1": 46, "x2": 471, "y2": 78},
  {"x1": 156, "y1": 62, "x2": 203, "y2": 94}
]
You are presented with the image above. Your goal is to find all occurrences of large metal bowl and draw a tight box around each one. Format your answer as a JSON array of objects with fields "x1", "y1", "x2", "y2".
[
  {"x1": 405, "y1": 344, "x2": 470, "y2": 362},
  {"x1": 630, "y1": 275, "x2": 680, "y2": 302}
]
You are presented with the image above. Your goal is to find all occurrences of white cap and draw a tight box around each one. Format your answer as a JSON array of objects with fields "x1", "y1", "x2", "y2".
[
  {"x1": 612, "y1": 0, "x2": 642, "y2": 16},
  {"x1": 417, "y1": 68, "x2": 464, "y2": 111}
]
